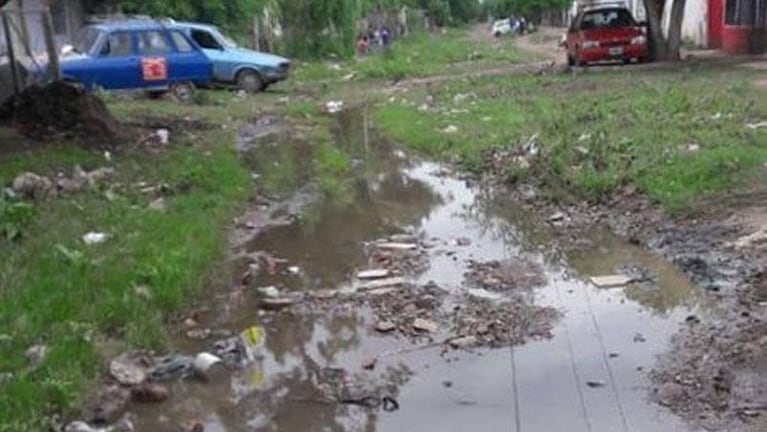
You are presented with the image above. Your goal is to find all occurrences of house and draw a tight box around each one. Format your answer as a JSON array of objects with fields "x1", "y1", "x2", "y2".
[{"x1": 569, "y1": 0, "x2": 767, "y2": 54}]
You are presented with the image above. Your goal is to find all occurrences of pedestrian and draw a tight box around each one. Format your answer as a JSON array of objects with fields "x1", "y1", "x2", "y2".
[
  {"x1": 381, "y1": 26, "x2": 391, "y2": 46},
  {"x1": 356, "y1": 34, "x2": 369, "y2": 56}
]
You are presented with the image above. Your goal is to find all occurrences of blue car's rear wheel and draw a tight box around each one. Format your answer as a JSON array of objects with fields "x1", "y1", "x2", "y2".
[{"x1": 237, "y1": 70, "x2": 263, "y2": 94}]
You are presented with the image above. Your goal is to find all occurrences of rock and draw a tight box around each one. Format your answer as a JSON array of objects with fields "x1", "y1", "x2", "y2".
[
  {"x1": 449, "y1": 336, "x2": 477, "y2": 349},
  {"x1": 413, "y1": 318, "x2": 438, "y2": 333},
  {"x1": 586, "y1": 380, "x2": 606, "y2": 388},
  {"x1": 366, "y1": 287, "x2": 397, "y2": 296},
  {"x1": 442, "y1": 125, "x2": 458, "y2": 134},
  {"x1": 12, "y1": 172, "x2": 52, "y2": 199},
  {"x1": 609, "y1": 353, "x2": 620, "y2": 358},
  {"x1": 467, "y1": 288, "x2": 502, "y2": 301},
  {"x1": 109, "y1": 353, "x2": 148, "y2": 386},
  {"x1": 590, "y1": 275, "x2": 634, "y2": 288},
  {"x1": 260, "y1": 297, "x2": 297, "y2": 311},
  {"x1": 91, "y1": 385, "x2": 130, "y2": 423},
  {"x1": 357, "y1": 269, "x2": 391, "y2": 280},
  {"x1": 375, "y1": 321, "x2": 396, "y2": 333},
  {"x1": 476, "y1": 323, "x2": 491, "y2": 336},
  {"x1": 633, "y1": 333, "x2": 647, "y2": 343},
  {"x1": 184, "y1": 318, "x2": 198, "y2": 328},
  {"x1": 65, "y1": 421, "x2": 102, "y2": 432},
  {"x1": 389, "y1": 234, "x2": 418, "y2": 243},
  {"x1": 362, "y1": 357, "x2": 377, "y2": 370},
  {"x1": 256, "y1": 286, "x2": 281, "y2": 298},
  {"x1": 442, "y1": 380, "x2": 453, "y2": 388},
  {"x1": 25, "y1": 344, "x2": 47, "y2": 368},
  {"x1": 187, "y1": 423, "x2": 205, "y2": 432},
  {"x1": 131, "y1": 383, "x2": 169, "y2": 403}
]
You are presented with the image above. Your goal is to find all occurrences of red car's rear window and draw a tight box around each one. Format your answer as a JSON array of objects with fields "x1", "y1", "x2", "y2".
[{"x1": 581, "y1": 9, "x2": 636, "y2": 30}]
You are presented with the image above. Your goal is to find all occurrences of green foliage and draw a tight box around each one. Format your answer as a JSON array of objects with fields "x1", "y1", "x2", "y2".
[
  {"x1": 484, "y1": 0, "x2": 571, "y2": 19},
  {"x1": 0, "y1": 193, "x2": 35, "y2": 241}
]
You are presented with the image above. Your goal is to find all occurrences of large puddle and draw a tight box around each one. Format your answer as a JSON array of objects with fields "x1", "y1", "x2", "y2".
[{"x1": 130, "y1": 109, "x2": 709, "y2": 432}]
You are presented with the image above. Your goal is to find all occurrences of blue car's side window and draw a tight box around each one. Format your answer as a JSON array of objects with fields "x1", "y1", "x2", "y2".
[
  {"x1": 137, "y1": 31, "x2": 173, "y2": 55},
  {"x1": 100, "y1": 32, "x2": 133, "y2": 57},
  {"x1": 170, "y1": 30, "x2": 194, "y2": 53}
]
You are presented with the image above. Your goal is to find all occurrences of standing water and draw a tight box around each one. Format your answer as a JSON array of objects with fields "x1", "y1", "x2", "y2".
[{"x1": 131, "y1": 109, "x2": 707, "y2": 432}]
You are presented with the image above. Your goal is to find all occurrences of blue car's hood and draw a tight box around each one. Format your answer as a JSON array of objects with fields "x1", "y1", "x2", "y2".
[{"x1": 226, "y1": 47, "x2": 289, "y2": 67}]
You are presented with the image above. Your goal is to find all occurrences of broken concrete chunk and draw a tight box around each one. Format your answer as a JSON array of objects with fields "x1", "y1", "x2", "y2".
[
  {"x1": 358, "y1": 277, "x2": 405, "y2": 291},
  {"x1": 590, "y1": 275, "x2": 634, "y2": 288},
  {"x1": 449, "y1": 336, "x2": 478, "y2": 349},
  {"x1": 376, "y1": 242, "x2": 418, "y2": 251},
  {"x1": 357, "y1": 269, "x2": 391, "y2": 280},
  {"x1": 109, "y1": 353, "x2": 148, "y2": 386},
  {"x1": 412, "y1": 318, "x2": 438, "y2": 333},
  {"x1": 375, "y1": 321, "x2": 396, "y2": 333}
]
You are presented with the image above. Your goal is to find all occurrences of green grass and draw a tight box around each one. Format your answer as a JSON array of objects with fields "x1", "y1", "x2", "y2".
[
  {"x1": 375, "y1": 67, "x2": 767, "y2": 212},
  {"x1": 0, "y1": 126, "x2": 250, "y2": 430},
  {"x1": 352, "y1": 29, "x2": 532, "y2": 81}
]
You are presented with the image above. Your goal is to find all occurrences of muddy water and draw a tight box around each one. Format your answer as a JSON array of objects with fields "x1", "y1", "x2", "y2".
[{"x1": 132, "y1": 110, "x2": 708, "y2": 432}]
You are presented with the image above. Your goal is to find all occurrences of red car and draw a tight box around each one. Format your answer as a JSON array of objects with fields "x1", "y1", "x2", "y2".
[{"x1": 565, "y1": 6, "x2": 648, "y2": 66}]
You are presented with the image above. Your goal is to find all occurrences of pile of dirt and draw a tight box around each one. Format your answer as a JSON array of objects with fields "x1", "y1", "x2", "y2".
[{"x1": 0, "y1": 81, "x2": 124, "y2": 144}]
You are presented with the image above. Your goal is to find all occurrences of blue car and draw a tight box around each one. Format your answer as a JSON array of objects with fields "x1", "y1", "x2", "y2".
[
  {"x1": 61, "y1": 20, "x2": 212, "y2": 99},
  {"x1": 170, "y1": 21, "x2": 291, "y2": 93}
]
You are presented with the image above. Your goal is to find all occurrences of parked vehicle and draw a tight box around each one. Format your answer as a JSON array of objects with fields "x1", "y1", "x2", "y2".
[
  {"x1": 491, "y1": 19, "x2": 512, "y2": 37},
  {"x1": 564, "y1": 5, "x2": 648, "y2": 66},
  {"x1": 61, "y1": 20, "x2": 212, "y2": 100},
  {"x1": 170, "y1": 21, "x2": 291, "y2": 93}
]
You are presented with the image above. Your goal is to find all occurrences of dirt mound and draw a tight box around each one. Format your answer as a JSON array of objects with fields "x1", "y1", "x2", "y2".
[{"x1": 0, "y1": 81, "x2": 124, "y2": 144}]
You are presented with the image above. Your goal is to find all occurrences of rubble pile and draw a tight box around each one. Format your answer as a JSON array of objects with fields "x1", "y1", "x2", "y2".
[{"x1": 464, "y1": 258, "x2": 547, "y2": 291}]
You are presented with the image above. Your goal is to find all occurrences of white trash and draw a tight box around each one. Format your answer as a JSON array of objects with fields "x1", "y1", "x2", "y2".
[{"x1": 82, "y1": 232, "x2": 108, "y2": 245}]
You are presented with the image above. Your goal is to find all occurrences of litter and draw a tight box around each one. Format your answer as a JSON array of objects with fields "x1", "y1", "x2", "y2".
[
  {"x1": 83, "y1": 232, "x2": 108, "y2": 245},
  {"x1": 375, "y1": 242, "x2": 417, "y2": 251},
  {"x1": 357, "y1": 269, "x2": 391, "y2": 280},
  {"x1": 358, "y1": 277, "x2": 405, "y2": 291}
]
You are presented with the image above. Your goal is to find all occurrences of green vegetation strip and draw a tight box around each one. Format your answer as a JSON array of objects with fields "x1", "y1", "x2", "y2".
[
  {"x1": 376, "y1": 67, "x2": 767, "y2": 212},
  {"x1": 0, "y1": 129, "x2": 250, "y2": 430}
]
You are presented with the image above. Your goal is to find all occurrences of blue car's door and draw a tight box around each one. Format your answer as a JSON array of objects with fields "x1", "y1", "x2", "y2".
[
  {"x1": 135, "y1": 29, "x2": 174, "y2": 88},
  {"x1": 167, "y1": 29, "x2": 213, "y2": 85},
  {"x1": 89, "y1": 31, "x2": 142, "y2": 90}
]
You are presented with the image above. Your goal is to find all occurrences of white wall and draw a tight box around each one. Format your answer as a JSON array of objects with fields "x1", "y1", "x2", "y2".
[{"x1": 662, "y1": 0, "x2": 707, "y2": 47}]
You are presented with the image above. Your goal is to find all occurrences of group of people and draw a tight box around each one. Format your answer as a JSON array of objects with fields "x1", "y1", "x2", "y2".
[
  {"x1": 356, "y1": 26, "x2": 393, "y2": 56},
  {"x1": 509, "y1": 15, "x2": 529, "y2": 35}
]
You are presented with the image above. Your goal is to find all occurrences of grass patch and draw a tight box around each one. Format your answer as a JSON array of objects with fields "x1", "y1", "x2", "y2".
[
  {"x1": 375, "y1": 67, "x2": 767, "y2": 211},
  {"x1": 353, "y1": 29, "x2": 531, "y2": 81},
  {"x1": 0, "y1": 126, "x2": 249, "y2": 430}
]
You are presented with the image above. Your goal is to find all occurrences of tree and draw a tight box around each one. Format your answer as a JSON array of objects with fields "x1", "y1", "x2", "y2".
[{"x1": 642, "y1": 0, "x2": 688, "y2": 61}]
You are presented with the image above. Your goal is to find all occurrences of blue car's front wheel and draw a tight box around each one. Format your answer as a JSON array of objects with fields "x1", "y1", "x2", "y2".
[{"x1": 237, "y1": 70, "x2": 263, "y2": 94}]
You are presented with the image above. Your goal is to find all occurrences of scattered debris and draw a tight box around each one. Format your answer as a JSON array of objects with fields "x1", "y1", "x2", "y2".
[
  {"x1": 634, "y1": 333, "x2": 647, "y2": 343},
  {"x1": 413, "y1": 318, "x2": 438, "y2": 333},
  {"x1": 11, "y1": 172, "x2": 52, "y2": 199},
  {"x1": 362, "y1": 357, "x2": 377, "y2": 370},
  {"x1": 729, "y1": 229, "x2": 767, "y2": 250},
  {"x1": 442, "y1": 125, "x2": 459, "y2": 134},
  {"x1": 24, "y1": 344, "x2": 47, "y2": 368},
  {"x1": 131, "y1": 383, "x2": 169, "y2": 403},
  {"x1": 465, "y1": 259, "x2": 547, "y2": 291},
  {"x1": 357, "y1": 269, "x2": 391, "y2": 280},
  {"x1": 83, "y1": 232, "x2": 109, "y2": 245},
  {"x1": 746, "y1": 121, "x2": 767, "y2": 130},
  {"x1": 325, "y1": 101, "x2": 344, "y2": 114},
  {"x1": 449, "y1": 336, "x2": 478, "y2": 349},
  {"x1": 109, "y1": 352, "x2": 149, "y2": 386},
  {"x1": 590, "y1": 275, "x2": 634, "y2": 288},
  {"x1": 375, "y1": 321, "x2": 397, "y2": 333},
  {"x1": 359, "y1": 277, "x2": 406, "y2": 292}
]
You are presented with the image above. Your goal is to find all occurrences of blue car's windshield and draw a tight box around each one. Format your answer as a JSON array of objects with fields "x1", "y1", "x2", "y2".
[{"x1": 74, "y1": 26, "x2": 102, "y2": 54}]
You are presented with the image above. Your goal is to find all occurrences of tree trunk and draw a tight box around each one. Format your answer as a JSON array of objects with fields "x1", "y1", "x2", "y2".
[
  {"x1": 666, "y1": 0, "x2": 687, "y2": 60},
  {"x1": 643, "y1": 0, "x2": 669, "y2": 61}
]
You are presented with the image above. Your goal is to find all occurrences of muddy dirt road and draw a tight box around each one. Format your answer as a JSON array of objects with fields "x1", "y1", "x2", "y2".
[{"x1": 108, "y1": 109, "x2": 726, "y2": 432}]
